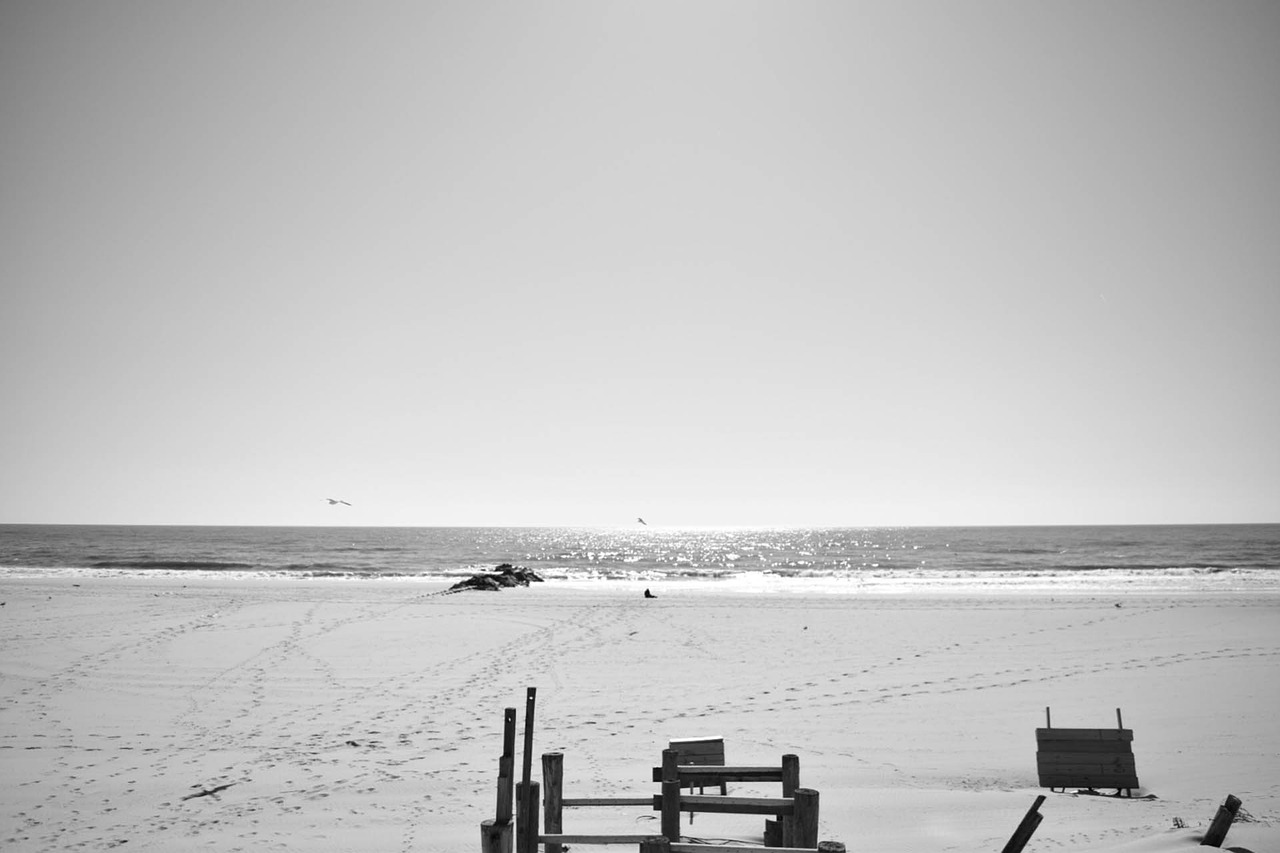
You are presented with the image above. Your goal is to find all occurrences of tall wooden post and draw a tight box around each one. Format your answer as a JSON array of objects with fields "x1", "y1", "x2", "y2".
[
  {"x1": 660, "y1": 748, "x2": 681, "y2": 843},
  {"x1": 498, "y1": 708, "x2": 517, "y2": 823},
  {"x1": 1202, "y1": 794, "x2": 1242, "y2": 847},
  {"x1": 483, "y1": 706, "x2": 518, "y2": 853},
  {"x1": 1001, "y1": 795, "x2": 1046, "y2": 853},
  {"x1": 780, "y1": 753, "x2": 800, "y2": 844},
  {"x1": 542, "y1": 753, "x2": 564, "y2": 853},
  {"x1": 792, "y1": 788, "x2": 819, "y2": 847},
  {"x1": 517, "y1": 689, "x2": 536, "y2": 853}
]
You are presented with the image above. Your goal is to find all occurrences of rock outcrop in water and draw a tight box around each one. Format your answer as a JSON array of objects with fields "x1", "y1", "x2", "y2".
[{"x1": 448, "y1": 563, "x2": 545, "y2": 592}]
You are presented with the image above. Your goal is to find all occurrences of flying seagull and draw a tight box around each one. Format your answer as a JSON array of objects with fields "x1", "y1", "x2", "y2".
[
  {"x1": 326, "y1": 498, "x2": 352, "y2": 506},
  {"x1": 637, "y1": 517, "x2": 647, "y2": 525}
]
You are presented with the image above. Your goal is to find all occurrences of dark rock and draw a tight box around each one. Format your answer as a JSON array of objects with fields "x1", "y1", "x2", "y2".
[{"x1": 448, "y1": 564, "x2": 544, "y2": 593}]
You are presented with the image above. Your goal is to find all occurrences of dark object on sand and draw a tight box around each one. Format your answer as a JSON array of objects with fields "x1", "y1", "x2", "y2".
[
  {"x1": 1202, "y1": 794, "x2": 1243, "y2": 847},
  {"x1": 644, "y1": 588, "x2": 655, "y2": 598},
  {"x1": 1036, "y1": 707, "x2": 1139, "y2": 797},
  {"x1": 449, "y1": 564, "x2": 545, "y2": 592},
  {"x1": 181, "y1": 782, "x2": 235, "y2": 801},
  {"x1": 1000, "y1": 795, "x2": 1046, "y2": 853}
]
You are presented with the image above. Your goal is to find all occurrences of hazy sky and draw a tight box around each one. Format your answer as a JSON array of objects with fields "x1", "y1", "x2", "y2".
[{"x1": 2, "y1": 2, "x2": 1277, "y2": 527}]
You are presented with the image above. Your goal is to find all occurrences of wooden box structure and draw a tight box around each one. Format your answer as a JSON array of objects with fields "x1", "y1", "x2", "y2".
[
  {"x1": 1036, "y1": 708, "x2": 1138, "y2": 796},
  {"x1": 668, "y1": 737, "x2": 727, "y2": 795}
]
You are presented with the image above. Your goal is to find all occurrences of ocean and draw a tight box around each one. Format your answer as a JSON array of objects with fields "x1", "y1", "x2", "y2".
[{"x1": 1, "y1": 524, "x2": 1277, "y2": 593}]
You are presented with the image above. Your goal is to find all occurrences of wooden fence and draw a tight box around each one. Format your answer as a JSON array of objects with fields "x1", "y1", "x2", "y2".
[{"x1": 481, "y1": 687, "x2": 1044, "y2": 853}]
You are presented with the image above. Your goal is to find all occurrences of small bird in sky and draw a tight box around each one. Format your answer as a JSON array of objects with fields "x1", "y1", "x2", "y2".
[
  {"x1": 637, "y1": 517, "x2": 647, "y2": 525},
  {"x1": 326, "y1": 498, "x2": 352, "y2": 506}
]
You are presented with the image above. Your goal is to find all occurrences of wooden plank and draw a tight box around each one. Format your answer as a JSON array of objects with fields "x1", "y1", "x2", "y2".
[
  {"x1": 671, "y1": 846, "x2": 818, "y2": 853},
  {"x1": 652, "y1": 765, "x2": 785, "y2": 783},
  {"x1": 1038, "y1": 772, "x2": 1140, "y2": 788},
  {"x1": 561, "y1": 797, "x2": 653, "y2": 807},
  {"x1": 1037, "y1": 740, "x2": 1134, "y2": 755},
  {"x1": 653, "y1": 794, "x2": 795, "y2": 815},
  {"x1": 1037, "y1": 754, "x2": 1137, "y2": 772},
  {"x1": 1036, "y1": 728, "x2": 1133, "y2": 741},
  {"x1": 539, "y1": 834, "x2": 656, "y2": 844}
]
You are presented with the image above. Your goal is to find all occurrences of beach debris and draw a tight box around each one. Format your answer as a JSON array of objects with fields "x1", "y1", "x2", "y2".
[
  {"x1": 325, "y1": 498, "x2": 352, "y2": 506},
  {"x1": 1001, "y1": 795, "x2": 1046, "y2": 853},
  {"x1": 638, "y1": 517, "x2": 647, "y2": 525},
  {"x1": 644, "y1": 588, "x2": 656, "y2": 599},
  {"x1": 181, "y1": 782, "x2": 236, "y2": 801},
  {"x1": 1202, "y1": 794, "x2": 1243, "y2": 847},
  {"x1": 449, "y1": 564, "x2": 544, "y2": 592}
]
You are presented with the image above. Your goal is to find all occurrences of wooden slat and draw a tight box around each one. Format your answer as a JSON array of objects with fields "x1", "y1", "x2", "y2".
[
  {"x1": 1037, "y1": 753, "x2": 1136, "y2": 771},
  {"x1": 1039, "y1": 768, "x2": 1141, "y2": 783},
  {"x1": 671, "y1": 846, "x2": 817, "y2": 853},
  {"x1": 561, "y1": 797, "x2": 653, "y2": 807},
  {"x1": 1037, "y1": 740, "x2": 1134, "y2": 755},
  {"x1": 1036, "y1": 728, "x2": 1133, "y2": 742},
  {"x1": 539, "y1": 834, "x2": 655, "y2": 844},
  {"x1": 1039, "y1": 770, "x2": 1140, "y2": 788},
  {"x1": 652, "y1": 794, "x2": 795, "y2": 815},
  {"x1": 652, "y1": 765, "x2": 785, "y2": 783}
]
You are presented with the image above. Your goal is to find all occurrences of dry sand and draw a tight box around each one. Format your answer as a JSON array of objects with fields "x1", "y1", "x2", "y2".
[{"x1": 1, "y1": 577, "x2": 1276, "y2": 852}]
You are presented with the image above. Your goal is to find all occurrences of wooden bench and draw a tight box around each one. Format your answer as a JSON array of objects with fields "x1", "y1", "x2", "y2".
[
  {"x1": 1036, "y1": 708, "x2": 1139, "y2": 796},
  {"x1": 669, "y1": 737, "x2": 727, "y2": 795}
]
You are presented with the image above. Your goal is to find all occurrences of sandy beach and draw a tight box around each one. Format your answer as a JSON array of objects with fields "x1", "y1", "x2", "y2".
[{"x1": 1, "y1": 578, "x2": 1276, "y2": 852}]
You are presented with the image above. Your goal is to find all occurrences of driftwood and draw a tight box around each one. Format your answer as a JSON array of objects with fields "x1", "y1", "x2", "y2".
[
  {"x1": 181, "y1": 783, "x2": 235, "y2": 801},
  {"x1": 449, "y1": 564, "x2": 544, "y2": 592}
]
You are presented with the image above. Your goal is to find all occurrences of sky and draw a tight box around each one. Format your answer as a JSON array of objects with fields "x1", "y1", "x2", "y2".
[{"x1": 2, "y1": 1, "x2": 1278, "y2": 528}]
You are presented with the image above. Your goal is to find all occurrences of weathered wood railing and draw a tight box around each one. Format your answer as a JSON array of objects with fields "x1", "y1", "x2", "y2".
[{"x1": 539, "y1": 748, "x2": 823, "y2": 850}]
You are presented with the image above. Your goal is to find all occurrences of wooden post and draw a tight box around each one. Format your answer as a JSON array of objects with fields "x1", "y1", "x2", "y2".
[
  {"x1": 1001, "y1": 794, "x2": 1046, "y2": 853},
  {"x1": 792, "y1": 788, "x2": 819, "y2": 847},
  {"x1": 818, "y1": 843, "x2": 847, "y2": 853},
  {"x1": 639, "y1": 838, "x2": 672, "y2": 853},
  {"x1": 780, "y1": 754, "x2": 800, "y2": 844},
  {"x1": 542, "y1": 753, "x2": 564, "y2": 853},
  {"x1": 781, "y1": 754, "x2": 800, "y2": 797},
  {"x1": 1117, "y1": 707, "x2": 1124, "y2": 730},
  {"x1": 514, "y1": 780, "x2": 541, "y2": 853},
  {"x1": 1201, "y1": 794, "x2": 1242, "y2": 847},
  {"x1": 1045, "y1": 706, "x2": 1052, "y2": 728},
  {"x1": 481, "y1": 818, "x2": 513, "y2": 853},
  {"x1": 660, "y1": 748, "x2": 681, "y2": 843},
  {"x1": 515, "y1": 781, "x2": 529, "y2": 853},
  {"x1": 498, "y1": 708, "x2": 517, "y2": 823},
  {"x1": 519, "y1": 689, "x2": 537, "y2": 853}
]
